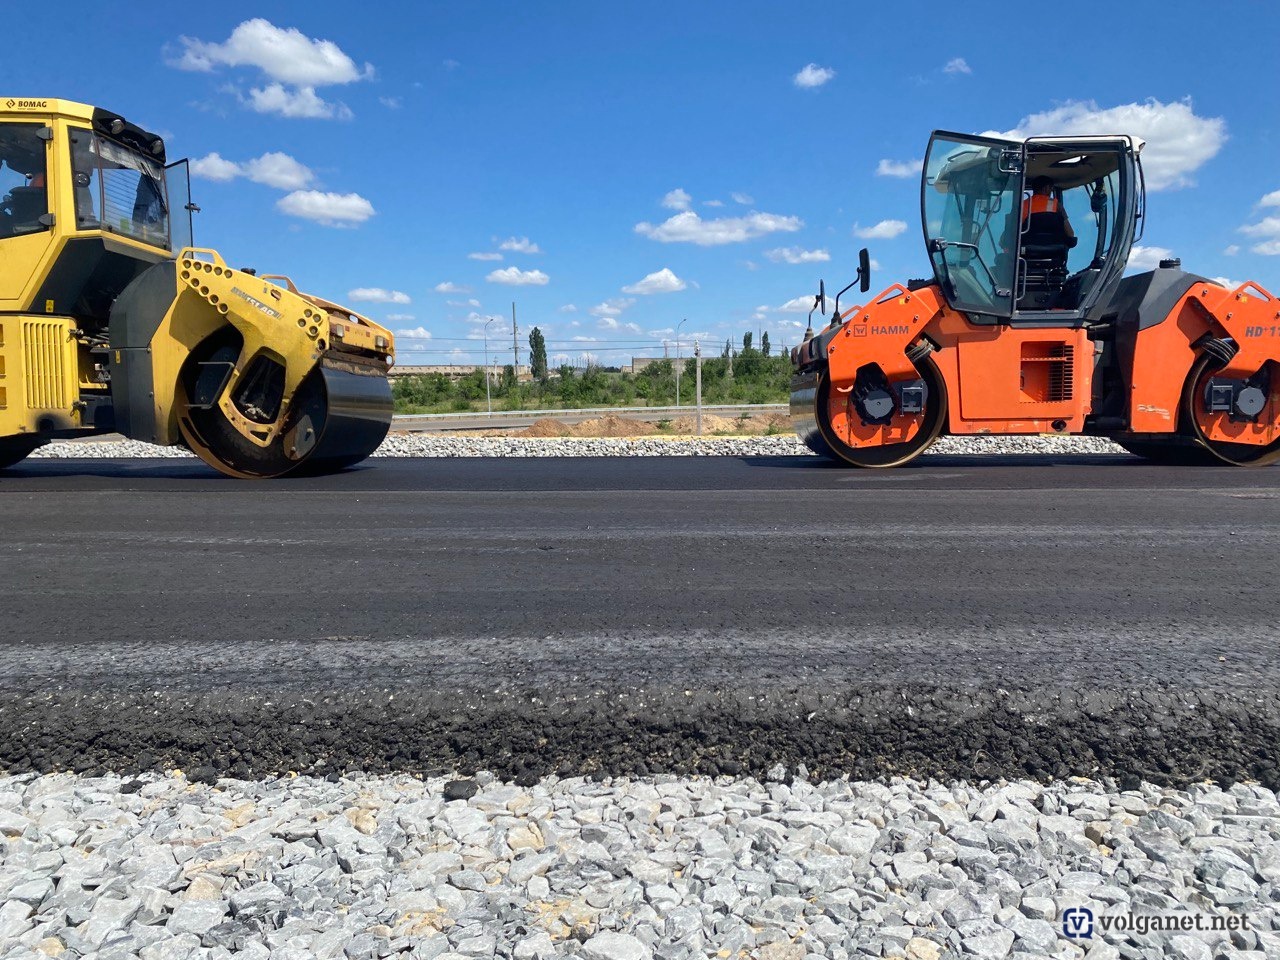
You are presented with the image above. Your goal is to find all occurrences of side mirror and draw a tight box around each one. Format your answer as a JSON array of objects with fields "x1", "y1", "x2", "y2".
[
  {"x1": 858, "y1": 248, "x2": 871, "y2": 293},
  {"x1": 806, "y1": 279, "x2": 826, "y2": 331}
]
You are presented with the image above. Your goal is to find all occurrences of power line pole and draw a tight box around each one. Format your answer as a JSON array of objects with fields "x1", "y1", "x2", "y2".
[
  {"x1": 511, "y1": 301, "x2": 519, "y2": 369},
  {"x1": 675, "y1": 318, "x2": 687, "y2": 409}
]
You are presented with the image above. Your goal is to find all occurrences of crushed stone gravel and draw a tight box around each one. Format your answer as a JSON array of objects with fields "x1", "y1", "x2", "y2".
[
  {"x1": 29, "y1": 433, "x2": 1128, "y2": 460},
  {"x1": 0, "y1": 771, "x2": 1274, "y2": 960}
]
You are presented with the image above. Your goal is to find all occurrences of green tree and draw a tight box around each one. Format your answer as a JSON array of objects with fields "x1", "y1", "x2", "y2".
[
  {"x1": 761, "y1": 332, "x2": 771, "y2": 357},
  {"x1": 455, "y1": 368, "x2": 487, "y2": 401},
  {"x1": 528, "y1": 327, "x2": 548, "y2": 381},
  {"x1": 743, "y1": 332, "x2": 753, "y2": 352}
]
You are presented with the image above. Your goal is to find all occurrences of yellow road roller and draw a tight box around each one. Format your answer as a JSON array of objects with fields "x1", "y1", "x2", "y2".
[{"x1": 0, "y1": 97, "x2": 394, "y2": 477}]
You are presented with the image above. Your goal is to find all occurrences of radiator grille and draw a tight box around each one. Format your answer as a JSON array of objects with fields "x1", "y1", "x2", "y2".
[
  {"x1": 22, "y1": 320, "x2": 69, "y2": 411},
  {"x1": 1020, "y1": 341, "x2": 1074, "y2": 404},
  {"x1": 1047, "y1": 346, "x2": 1073, "y2": 402}
]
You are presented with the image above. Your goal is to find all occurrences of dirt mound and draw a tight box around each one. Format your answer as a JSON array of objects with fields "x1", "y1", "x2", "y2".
[
  {"x1": 565, "y1": 416, "x2": 657, "y2": 437},
  {"x1": 520, "y1": 418, "x2": 571, "y2": 437},
  {"x1": 669, "y1": 414, "x2": 741, "y2": 434}
]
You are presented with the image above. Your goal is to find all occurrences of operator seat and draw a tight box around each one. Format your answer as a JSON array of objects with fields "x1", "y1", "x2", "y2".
[
  {"x1": 1019, "y1": 211, "x2": 1076, "y2": 309},
  {"x1": 2, "y1": 185, "x2": 48, "y2": 234}
]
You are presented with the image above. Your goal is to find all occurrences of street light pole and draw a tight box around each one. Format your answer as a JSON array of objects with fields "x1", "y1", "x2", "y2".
[
  {"x1": 694, "y1": 339, "x2": 702, "y2": 436},
  {"x1": 675, "y1": 317, "x2": 688, "y2": 409},
  {"x1": 484, "y1": 317, "x2": 499, "y2": 416}
]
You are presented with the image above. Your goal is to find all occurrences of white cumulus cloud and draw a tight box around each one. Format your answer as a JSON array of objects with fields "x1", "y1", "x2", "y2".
[
  {"x1": 985, "y1": 98, "x2": 1226, "y2": 192},
  {"x1": 731, "y1": 192, "x2": 754, "y2": 205},
  {"x1": 793, "y1": 64, "x2": 835, "y2": 89},
  {"x1": 169, "y1": 19, "x2": 371, "y2": 120},
  {"x1": 876, "y1": 158, "x2": 922, "y2": 178},
  {"x1": 434, "y1": 282, "x2": 470, "y2": 293},
  {"x1": 854, "y1": 219, "x2": 908, "y2": 239},
  {"x1": 486, "y1": 267, "x2": 549, "y2": 286},
  {"x1": 765, "y1": 247, "x2": 830, "y2": 264},
  {"x1": 243, "y1": 152, "x2": 314, "y2": 189},
  {"x1": 1261, "y1": 190, "x2": 1280, "y2": 208},
  {"x1": 661, "y1": 189, "x2": 692, "y2": 211},
  {"x1": 394, "y1": 325, "x2": 431, "y2": 340},
  {"x1": 590, "y1": 298, "x2": 634, "y2": 318},
  {"x1": 191, "y1": 151, "x2": 315, "y2": 190},
  {"x1": 276, "y1": 190, "x2": 373, "y2": 227},
  {"x1": 171, "y1": 19, "x2": 372, "y2": 86},
  {"x1": 1239, "y1": 217, "x2": 1280, "y2": 238},
  {"x1": 636, "y1": 210, "x2": 802, "y2": 246},
  {"x1": 777, "y1": 295, "x2": 825, "y2": 313},
  {"x1": 385, "y1": 314, "x2": 415, "y2": 323},
  {"x1": 1224, "y1": 244, "x2": 1240, "y2": 256},
  {"x1": 190, "y1": 152, "x2": 241, "y2": 181},
  {"x1": 246, "y1": 83, "x2": 352, "y2": 121},
  {"x1": 622, "y1": 268, "x2": 687, "y2": 295},
  {"x1": 468, "y1": 252, "x2": 503, "y2": 261},
  {"x1": 498, "y1": 237, "x2": 541, "y2": 254},
  {"x1": 348, "y1": 288, "x2": 410, "y2": 304},
  {"x1": 943, "y1": 57, "x2": 972, "y2": 75},
  {"x1": 1126, "y1": 245, "x2": 1175, "y2": 271},
  {"x1": 1239, "y1": 215, "x2": 1280, "y2": 255}
]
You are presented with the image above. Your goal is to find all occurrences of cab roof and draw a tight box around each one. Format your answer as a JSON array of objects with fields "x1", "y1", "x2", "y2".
[{"x1": 1, "y1": 97, "x2": 167, "y2": 164}]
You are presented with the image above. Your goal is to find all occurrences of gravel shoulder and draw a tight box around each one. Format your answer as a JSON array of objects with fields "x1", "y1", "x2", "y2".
[
  {"x1": 28, "y1": 432, "x2": 1129, "y2": 459},
  {"x1": 2, "y1": 770, "x2": 1275, "y2": 960}
]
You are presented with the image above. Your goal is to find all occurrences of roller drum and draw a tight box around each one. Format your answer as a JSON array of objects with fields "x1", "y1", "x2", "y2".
[{"x1": 790, "y1": 368, "x2": 837, "y2": 458}]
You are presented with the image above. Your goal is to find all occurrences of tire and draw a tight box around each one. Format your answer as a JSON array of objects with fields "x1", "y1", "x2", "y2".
[
  {"x1": 0, "y1": 437, "x2": 41, "y2": 470},
  {"x1": 814, "y1": 357, "x2": 948, "y2": 468}
]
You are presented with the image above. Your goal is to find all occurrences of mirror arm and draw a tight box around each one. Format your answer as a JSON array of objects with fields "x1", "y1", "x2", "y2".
[{"x1": 833, "y1": 277, "x2": 858, "y2": 323}]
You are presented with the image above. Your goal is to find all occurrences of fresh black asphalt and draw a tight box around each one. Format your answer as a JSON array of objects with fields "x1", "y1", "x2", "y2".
[{"x1": 1, "y1": 454, "x2": 1277, "y2": 786}]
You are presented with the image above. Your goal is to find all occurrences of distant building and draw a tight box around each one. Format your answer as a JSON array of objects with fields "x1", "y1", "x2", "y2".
[
  {"x1": 627, "y1": 357, "x2": 691, "y2": 375},
  {"x1": 390, "y1": 364, "x2": 532, "y2": 382}
]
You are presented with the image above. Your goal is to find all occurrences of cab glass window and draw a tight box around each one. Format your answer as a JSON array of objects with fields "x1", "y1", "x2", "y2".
[
  {"x1": 70, "y1": 128, "x2": 170, "y2": 247},
  {"x1": 0, "y1": 123, "x2": 50, "y2": 239},
  {"x1": 923, "y1": 136, "x2": 1020, "y2": 318},
  {"x1": 1057, "y1": 171, "x2": 1119, "y2": 275}
]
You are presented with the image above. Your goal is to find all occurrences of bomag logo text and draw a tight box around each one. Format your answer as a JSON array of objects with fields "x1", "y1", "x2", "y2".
[{"x1": 7, "y1": 99, "x2": 49, "y2": 109}]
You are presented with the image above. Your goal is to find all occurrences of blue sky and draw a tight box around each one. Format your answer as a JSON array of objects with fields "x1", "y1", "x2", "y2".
[{"x1": 8, "y1": 2, "x2": 1280, "y2": 366}]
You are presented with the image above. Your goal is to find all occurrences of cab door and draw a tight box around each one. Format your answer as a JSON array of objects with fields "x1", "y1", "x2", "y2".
[
  {"x1": 0, "y1": 122, "x2": 57, "y2": 306},
  {"x1": 921, "y1": 131, "x2": 1024, "y2": 322},
  {"x1": 165, "y1": 159, "x2": 196, "y2": 252}
]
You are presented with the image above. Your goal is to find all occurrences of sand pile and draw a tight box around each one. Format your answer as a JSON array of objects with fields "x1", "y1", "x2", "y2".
[
  {"x1": 520, "y1": 418, "x2": 571, "y2": 437},
  {"x1": 565, "y1": 416, "x2": 658, "y2": 437}
]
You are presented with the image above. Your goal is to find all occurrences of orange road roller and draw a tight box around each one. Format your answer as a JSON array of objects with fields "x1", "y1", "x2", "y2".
[{"x1": 792, "y1": 131, "x2": 1280, "y2": 466}]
